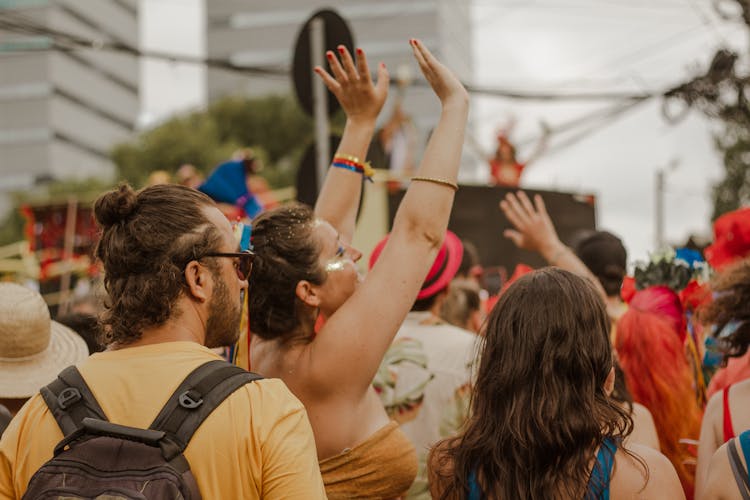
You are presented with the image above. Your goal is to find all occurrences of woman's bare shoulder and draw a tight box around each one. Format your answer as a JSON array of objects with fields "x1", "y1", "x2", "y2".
[{"x1": 612, "y1": 443, "x2": 686, "y2": 499}]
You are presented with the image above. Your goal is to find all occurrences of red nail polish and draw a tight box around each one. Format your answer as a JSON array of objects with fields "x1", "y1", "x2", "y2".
[
  {"x1": 356, "y1": 48, "x2": 363, "y2": 55},
  {"x1": 337, "y1": 46, "x2": 345, "y2": 54},
  {"x1": 326, "y1": 52, "x2": 333, "y2": 59}
]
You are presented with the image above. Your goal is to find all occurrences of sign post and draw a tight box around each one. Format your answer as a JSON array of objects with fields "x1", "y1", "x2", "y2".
[
  {"x1": 310, "y1": 18, "x2": 329, "y2": 193},
  {"x1": 292, "y1": 9, "x2": 354, "y2": 198}
]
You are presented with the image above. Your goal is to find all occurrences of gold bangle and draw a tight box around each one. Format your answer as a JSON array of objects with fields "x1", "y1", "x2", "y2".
[{"x1": 410, "y1": 176, "x2": 459, "y2": 191}]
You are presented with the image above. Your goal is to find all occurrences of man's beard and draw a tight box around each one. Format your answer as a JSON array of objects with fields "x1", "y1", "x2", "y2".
[{"x1": 204, "y1": 273, "x2": 242, "y2": 348}]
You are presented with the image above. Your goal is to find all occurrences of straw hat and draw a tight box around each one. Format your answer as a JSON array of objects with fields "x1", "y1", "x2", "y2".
[
  {"x1": 369, "y1": 230, "x2": 464, "y2": 300},
  {"x1": 0, "y1": 283, "x2": 89, "y2": 398}
]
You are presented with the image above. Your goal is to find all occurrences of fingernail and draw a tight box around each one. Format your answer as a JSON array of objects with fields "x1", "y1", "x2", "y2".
[
  {"x1": 380, "y1": 62, "x2": 386, "y2": 69},
  {"x1": 356, "y1": 47, "x2": 363, "y2": 55},
  {"x1": 326, "y1": 51, "x2": 334, "y2": 59},
  {"x1": 337, "y1": 46, "x2": 345, "y2": 54}
]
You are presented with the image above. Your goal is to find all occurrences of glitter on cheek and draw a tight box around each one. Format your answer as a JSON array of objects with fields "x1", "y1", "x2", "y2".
[{"x1": 325, "y1": 260, "x2": 347, "y2": 272}]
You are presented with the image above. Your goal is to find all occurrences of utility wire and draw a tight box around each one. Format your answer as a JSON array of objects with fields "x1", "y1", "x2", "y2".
[{"x1": 0, "y1": 16, "x2": 678, "y2": 101}]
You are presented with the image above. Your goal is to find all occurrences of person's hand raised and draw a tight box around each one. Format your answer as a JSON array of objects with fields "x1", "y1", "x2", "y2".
[
  {"x1": 409, "y1": 38, "x2": 468, "y2": 108},
  {"x1": 314, "y1": 45, "x2": 389, "y2": 124},
  {"x1": 499, "y1": 191, "x2": 562, "y2": 255}
]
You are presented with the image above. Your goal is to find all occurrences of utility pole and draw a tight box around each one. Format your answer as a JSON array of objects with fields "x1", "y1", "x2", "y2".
[
  {"x1": 310, "y1": 17, "x2": 329, "y2": 194},
  {"x1": 654, "y1": 158, "x2": 679, "y2": 250}
]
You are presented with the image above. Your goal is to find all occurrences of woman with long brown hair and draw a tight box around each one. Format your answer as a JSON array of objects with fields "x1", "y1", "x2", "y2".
[{"x1": 428, "y1": 268, "x2": 683, "y2": 499}]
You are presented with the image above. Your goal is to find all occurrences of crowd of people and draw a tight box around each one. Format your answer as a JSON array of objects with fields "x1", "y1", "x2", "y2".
[{"x1": 0, "y1": 40, "x2": 749, "y2": 500}]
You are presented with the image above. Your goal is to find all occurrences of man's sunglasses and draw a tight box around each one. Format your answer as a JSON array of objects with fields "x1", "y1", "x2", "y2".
[{"x1": 200, "y1": 250, "x2": 255, "y2": 281}]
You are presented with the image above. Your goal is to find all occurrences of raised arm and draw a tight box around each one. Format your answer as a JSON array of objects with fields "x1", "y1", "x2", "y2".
[
  {"x1": 499, "y1": 191, "x2": 608, "y2": 301},
  {"x1": 313, "y1": 46, "x2": 389, "y2": 242},
  {"x1": 315, "y1": 39, "x2": 469, "y2": 390}
]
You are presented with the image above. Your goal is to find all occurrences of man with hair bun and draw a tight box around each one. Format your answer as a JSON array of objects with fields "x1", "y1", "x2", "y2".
[{"x1": 0, "y1": 183, "x2": 326, "y2": 499}]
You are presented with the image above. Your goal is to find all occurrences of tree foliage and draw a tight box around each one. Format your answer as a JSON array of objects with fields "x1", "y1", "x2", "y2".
[
  {"x1": 111, "y1": 94, "x2": 314, "y2": 189},
  {"x1": 667, "y1": 2, "x2": 750, "y2": 219}
]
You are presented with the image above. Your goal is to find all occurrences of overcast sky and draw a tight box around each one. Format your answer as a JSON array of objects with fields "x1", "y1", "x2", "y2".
[{"x1": 139, "y1": 0, "x2": 748, "y2": 265}]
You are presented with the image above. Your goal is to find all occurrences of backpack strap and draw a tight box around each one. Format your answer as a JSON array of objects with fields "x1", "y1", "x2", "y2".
[
  {"x1": 727, "y1": 438, "x2": 750, "y2": 500},
  {"x1": 149, "y1": 360, "x2": 262, "y2": 461},
  {"x1": 40, "y1": 366, "x2": 108, "y2": 437}
]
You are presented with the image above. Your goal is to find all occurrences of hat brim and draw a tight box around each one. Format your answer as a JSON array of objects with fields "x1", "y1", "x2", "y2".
[
  {"x1": 0, "y1": 321, "x2": 89, "y2": 398},
  {"x1": 417, "y1": 230, "x2": 464, "y2": 300}
]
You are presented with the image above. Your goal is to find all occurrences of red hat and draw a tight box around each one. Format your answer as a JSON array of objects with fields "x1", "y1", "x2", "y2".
[
  {"x1": 705, "y1": 207, "x2": 750, "y2": 270},
  {"x1": 369, "y1": 230, "x2": 464, "y2": 300}
]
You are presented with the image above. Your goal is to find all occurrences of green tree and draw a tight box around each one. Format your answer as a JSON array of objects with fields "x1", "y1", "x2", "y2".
[
  {"x1": 713, "y1": 127, "x2": 750, "y2": 218},
  {"x1": 668, "y1": 3, "x2": 750, "y2": 219},
  {"x1": 111, "y1": 112, "x2": 240, "y2": 187},
  {"x1": 111, "y1": 94, "x2": 315, "y2": 189}
]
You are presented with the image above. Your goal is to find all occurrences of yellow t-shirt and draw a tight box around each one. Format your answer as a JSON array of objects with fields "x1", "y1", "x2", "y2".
[{"x1": 0, "y1": 342, "x2": 327, "y2": 500}]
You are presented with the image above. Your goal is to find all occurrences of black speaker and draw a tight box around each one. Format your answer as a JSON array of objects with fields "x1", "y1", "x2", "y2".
[{"x1": 386, "y1": 185, "x2": 597, "y2": 274}]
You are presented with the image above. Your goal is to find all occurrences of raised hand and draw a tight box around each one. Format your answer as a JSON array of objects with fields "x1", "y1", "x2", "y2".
[
  {"x1": 499, "y1": 191, "x2": 562, "y2": 255},
  {"x1": 409, "y1": 39, "x2": 468, "y2": 107},
  {"x1": 314, "y1": 45, "x2": 389, "y2": 124}
]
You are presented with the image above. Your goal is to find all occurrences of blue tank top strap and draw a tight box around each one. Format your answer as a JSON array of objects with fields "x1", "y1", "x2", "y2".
[
  {"x1": 740, "y1": 430, "x2": 750, "y2": 468},
  {"x1": 467, "y1": 470, "x2": 484, "y2": 500},
  {"x1": 586, "y1": 437, "x2": 617, "y2": 500}
]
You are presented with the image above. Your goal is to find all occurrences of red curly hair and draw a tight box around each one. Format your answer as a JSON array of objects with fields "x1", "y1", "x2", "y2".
[{"x1": 615, "y1": 286, "x2": 702, "y2": 499}]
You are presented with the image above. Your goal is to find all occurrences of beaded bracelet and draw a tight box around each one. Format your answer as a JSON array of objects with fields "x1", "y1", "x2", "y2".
[
  {"x1": 331, "y1": 154, "x2": 374, "y2": 182},
  {"x1": 410, "y1": 176, "x2": 459, "y2": 191}
]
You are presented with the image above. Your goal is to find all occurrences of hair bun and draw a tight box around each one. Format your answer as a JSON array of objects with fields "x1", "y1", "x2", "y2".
[
  {"x1": 94, "y1": 184, "x2": 138, "y2": 227},
  {"x1": 602, "y1": 264, "x2": 625, "y2": 280}
]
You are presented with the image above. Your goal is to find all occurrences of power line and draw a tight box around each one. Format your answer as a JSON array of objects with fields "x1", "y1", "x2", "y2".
[{"x1": 0, "y1": 16, "x2": 678, "y2": 102}]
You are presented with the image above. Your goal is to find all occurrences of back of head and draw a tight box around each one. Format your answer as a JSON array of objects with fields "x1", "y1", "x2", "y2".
[
  {"x1": 440, "y1": 279, "x2": 481, "y2": 331},
  {"x1": 438, "y1": 268, "x2": 629, "y2": 499},
  {"x1": 628, "y1": 285, "x2": 686, "y2": 340},
  {"x1": 456, "y1": 240, "x2": 481, "y2": 280},
  {"x1": 247, "y1": 203, "x2": 325, "y2": 339},
  {"x1": 700, "y1": 257, "x2": 750, "y2": 359},
  {"x1": 574, "y1": 230, "x2": 627, "y2": 297},
  {"x1": 94, "y1": 183, "x2": 221, "y2": 346}
]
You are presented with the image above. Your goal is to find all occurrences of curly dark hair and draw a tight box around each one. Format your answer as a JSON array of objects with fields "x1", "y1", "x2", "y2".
[
  {"x1": 700, "y1": 257, "x2": 750, "y2": 360},
  {"x1": 248, "y1": 203, "x2": 326, "y2": 340},
  {"x1": 430, "y1": 268, "x2": 638, "y2": 499},
  {"x1": 93, "y1": 183, "x2": 222, "y2": 346}
]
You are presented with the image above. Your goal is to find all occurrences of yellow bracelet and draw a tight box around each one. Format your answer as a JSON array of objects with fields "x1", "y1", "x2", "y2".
[{"x1": 410, "y1": 176, "x2": 459, "y2": 191}]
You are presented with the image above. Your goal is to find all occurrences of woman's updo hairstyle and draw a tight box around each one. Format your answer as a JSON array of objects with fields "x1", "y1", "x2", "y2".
[{"x1": 248, "y1": 203, "x2": 327, "y2": 340}]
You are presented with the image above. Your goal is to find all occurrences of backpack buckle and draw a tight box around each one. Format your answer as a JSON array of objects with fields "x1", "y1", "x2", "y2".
[
  {"x1": 178, "y1": 390, "x2": 203, "y2": 409},
  {"x1": 58, "y1": 388, "x2": 81, "y2": 410}
]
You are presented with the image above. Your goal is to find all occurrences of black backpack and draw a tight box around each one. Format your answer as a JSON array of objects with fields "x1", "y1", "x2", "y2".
[{"x1": 23, "y1": 359, "x2": 262, "y2": 500}]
